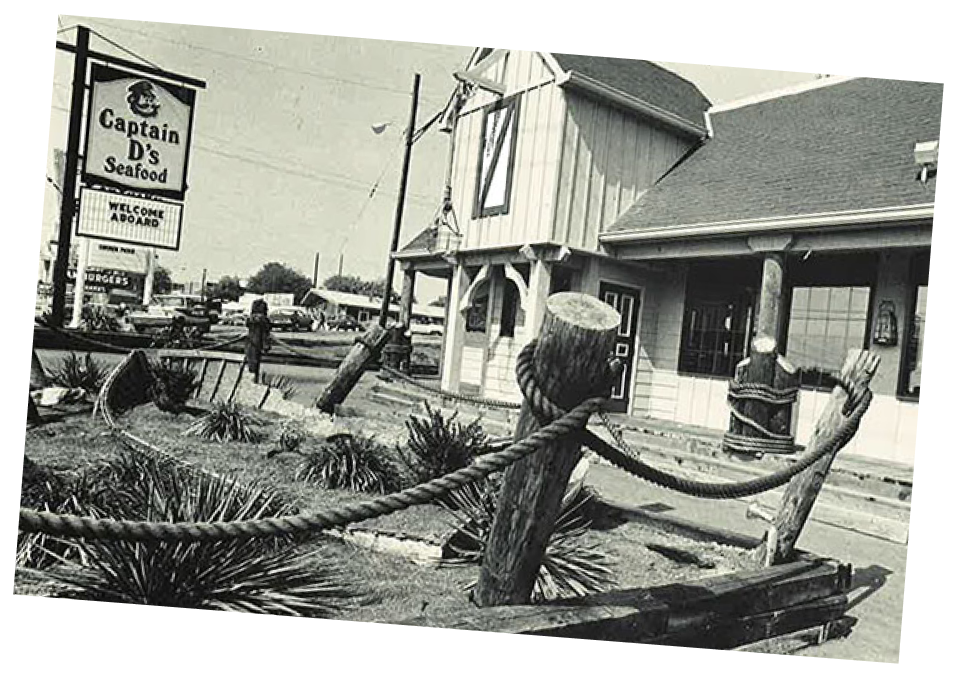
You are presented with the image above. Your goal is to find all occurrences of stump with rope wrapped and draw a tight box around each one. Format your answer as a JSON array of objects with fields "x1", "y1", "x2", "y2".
[{"x1": 723, "y1": 335, "x2": 800, "y2": 457}]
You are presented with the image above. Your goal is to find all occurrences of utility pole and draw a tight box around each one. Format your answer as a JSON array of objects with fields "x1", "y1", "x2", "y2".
[
  {"x1": 313, "y1": 252, "x2": 322, "y2": 287},
  {"x1": 50, "y1": 25, "x2": 89, "y2": 328},
  {"x1": 378, "y1": 73, "x2": 420, "y2": 328},
  {"x1": 200, "y1": 268, "x2": 208, "y2": 301}
]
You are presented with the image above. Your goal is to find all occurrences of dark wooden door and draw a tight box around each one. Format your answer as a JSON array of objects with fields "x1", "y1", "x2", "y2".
[{"x1": 599, "y1": 282, "x2": 641, "y2": 413}]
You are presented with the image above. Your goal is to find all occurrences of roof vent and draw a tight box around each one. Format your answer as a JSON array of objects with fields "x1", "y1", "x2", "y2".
[{"x1": 915, "y1": 140, "x2": 939, "y2": 184}]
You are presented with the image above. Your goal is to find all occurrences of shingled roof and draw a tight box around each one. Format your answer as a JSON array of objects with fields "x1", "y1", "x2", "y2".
[
  {"x1": 552, "y1": 53, "x2": 711, "y2": 129},
  {"x1": 607, "y1": 77, "x2": 943, "y2": 235}
]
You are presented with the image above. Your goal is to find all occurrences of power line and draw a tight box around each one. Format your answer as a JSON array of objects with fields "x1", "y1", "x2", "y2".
[
  {"x1": 193, "y1": 142, "x2": 436, "y2": 206},
  {"x1": 86, "y1": 18, "x2": 451, "y2": 104}
]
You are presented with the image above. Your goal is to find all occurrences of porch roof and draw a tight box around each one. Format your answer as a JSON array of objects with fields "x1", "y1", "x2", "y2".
[{"x1": 604, "y1": 77, "x2": 943, "y2": 239}]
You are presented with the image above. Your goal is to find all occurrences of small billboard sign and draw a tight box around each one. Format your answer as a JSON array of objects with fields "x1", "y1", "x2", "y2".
[
  {"x1": 82, "y1": 63, "x2": 197, "y2": 200},
  {"x1": 77, "y1": 187, "x2": 183, "y2": 250}
]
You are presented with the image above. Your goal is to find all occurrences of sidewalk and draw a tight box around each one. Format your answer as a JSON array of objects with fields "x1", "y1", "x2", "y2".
[{"x1": 585, "y1": 462, "x2": 907, "y2": 662}]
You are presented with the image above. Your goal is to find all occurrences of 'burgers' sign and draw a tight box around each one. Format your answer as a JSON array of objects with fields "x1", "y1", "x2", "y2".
[{"x1": 82, "y1": 63, "x2": 196, "y2": 201}]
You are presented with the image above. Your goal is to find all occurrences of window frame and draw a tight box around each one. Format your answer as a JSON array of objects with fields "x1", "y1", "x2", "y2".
[
  {"x1": 473, "y1": 95, "x2": 521, "y2": 219},
  {"x1": 897, "y1": 252, "x2": 931, "y2": 400},
  {"x1": 782, "y1": 283, "x2": 875, "y2": 391}
]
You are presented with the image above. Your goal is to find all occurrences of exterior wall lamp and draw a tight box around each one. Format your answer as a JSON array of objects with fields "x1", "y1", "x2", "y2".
[{"x1": 872, "y1": 299, "x2": 898, "y2": 346}]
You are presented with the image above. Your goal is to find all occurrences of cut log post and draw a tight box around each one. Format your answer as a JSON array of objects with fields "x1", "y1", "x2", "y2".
[
  {"x1": 755, "y1": 349, "x2": 880, "y2": 565},
  {"x1": 473, "y1": 292, "x2": 620, "y2": 607},
  {"x1": 316, "y1": 324, "x2": 390, "y2": 413},
  {"x1": 725, "y1": 336, "x2": 798, "y2": 455}
]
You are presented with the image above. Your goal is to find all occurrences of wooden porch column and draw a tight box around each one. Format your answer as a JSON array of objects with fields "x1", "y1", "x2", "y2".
[
  {"x1": 398, "y1": 265, "x2": 416, "y2": 327},
  {"x1": 440, "y1": 261, "x2": 469, "y2": 391},
  {"x1": 756, "y1": 252, "x2": 786, "y2": 343},
  {"x1": 522, "y1": 259, "x2": 552, "y2": 340},
  {"x1": 474, "y1": 293, "x2": 619, "y2": 606}
]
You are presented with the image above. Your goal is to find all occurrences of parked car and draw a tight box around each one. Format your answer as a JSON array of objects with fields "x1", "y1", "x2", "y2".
[
  {"x1": 268, "y1": 308, "x2": 312, "y2": 332},
  {"x1": 128, "y1": 294, "x2": 210, "y2": 334},
  {"x1": 221, "y1": 312, "x2": 248, "y2": 327},
  {"x1": 327, "y1": 315, "x2": 363, "y2": 332},
  {"x1": 410, "y1": 320, "x2": 444, "y2": 337}
]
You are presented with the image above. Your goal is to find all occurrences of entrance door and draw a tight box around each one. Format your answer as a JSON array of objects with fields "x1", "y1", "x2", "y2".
[{"x1": 599, "y1": 282, "x2": 641, "y2": 413}]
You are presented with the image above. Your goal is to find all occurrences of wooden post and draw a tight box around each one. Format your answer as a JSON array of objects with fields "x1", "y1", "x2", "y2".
[
  {"x1": 316, "y1": 324, "x2": 390, "y2": 413},
  {"x1": 757, "y1": 253, "x2": 785, "y2": 341},
  {"x1": 49, "y1": 26, "x2": 89, "y2": 328},
  {"x1": 755, "y1": 349, "x2": 880, "y2": 565},
  {"x1": 474, "y1": 292, "x2": 620, "y2": 607},
  {"x1": 399, "y1": 266, "x2": 416, "y2": 328},
  {"x1": 725, "y1": 252, "x2": 796, "y2": 454}
]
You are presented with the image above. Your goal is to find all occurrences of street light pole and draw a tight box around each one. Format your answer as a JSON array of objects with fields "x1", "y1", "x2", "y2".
[{"x1": 378, "y1": 73, "x2": 420, "y2": 328}]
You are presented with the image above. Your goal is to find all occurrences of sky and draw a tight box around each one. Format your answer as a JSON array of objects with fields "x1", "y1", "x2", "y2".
[{"x1": 44, "y1": 16, "x2": 820, "y2": 304}]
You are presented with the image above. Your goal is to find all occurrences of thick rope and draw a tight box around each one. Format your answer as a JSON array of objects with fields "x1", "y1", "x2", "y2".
[
  {"x1": 514, "y1": 342, "x2": 873, "y2": 500},
  {"x1": 18, "y1": 396, "x2": 602, "y2": 542},
  {"x1": 723, "y1": 378, "x2": 799, "y2": 454},
  {"x1": 36, "y1": 317, "x2": 247, "y2": 354},
  {"x1": 381, "y1": 365, "x2": 522, "y2": 411}
]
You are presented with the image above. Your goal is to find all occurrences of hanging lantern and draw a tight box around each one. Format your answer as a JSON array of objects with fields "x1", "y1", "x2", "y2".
[{"x1": 873, "y1": 300, "x2": 898, "y2": 346}]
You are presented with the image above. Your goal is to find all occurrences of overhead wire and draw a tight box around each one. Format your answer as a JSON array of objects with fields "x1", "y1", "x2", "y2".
[{"x1": 85, "y1": 17, "x2": 451, "y2": 104}]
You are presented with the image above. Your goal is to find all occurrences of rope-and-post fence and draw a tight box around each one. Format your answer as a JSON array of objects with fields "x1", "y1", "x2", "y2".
[{"x1": 474, "y1": 292, "x2": 621, "y2": 607}]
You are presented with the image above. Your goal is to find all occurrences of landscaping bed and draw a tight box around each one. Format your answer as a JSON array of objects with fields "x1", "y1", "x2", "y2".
[{"x1": 18, "y1": 400, "x2": 759, "y2": 625}]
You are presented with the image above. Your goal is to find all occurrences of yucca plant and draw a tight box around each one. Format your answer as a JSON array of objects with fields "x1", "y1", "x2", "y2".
[
  {"x1": 268, "y1": 420, "x2": 307, "y2": 458},
  {"x1": 260, "y1": 373, "x2": 299, "y2": 401},
  {"x1": 79, "y1": 304, "x2": 121, "y2": 333},
  {"x1": 49, "y1": 352, "x2": 108, "y2": 395},
  {"x1": 296, "y1": 434, "x2": 406, "y2": 494},
  {"x1": 39, "y1": 451, "x2": 356, "y2": 617},
  {"x1": 149, "y1": 360, "x2": 199, "y2": 413},
  {"x1": 440, "y1": 479, "x2": 615, "y2": 602},
  {"x1": 403, "y1": 403, "x2": 489, "y2": 482},
  {"x1": 186, "y1": 401, "x2": 264, "y2": 443}
]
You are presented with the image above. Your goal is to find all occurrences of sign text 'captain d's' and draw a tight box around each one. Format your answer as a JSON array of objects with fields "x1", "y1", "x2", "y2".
[{"x1": 83, "y1": 63, "x2": 196, "y2": 200}]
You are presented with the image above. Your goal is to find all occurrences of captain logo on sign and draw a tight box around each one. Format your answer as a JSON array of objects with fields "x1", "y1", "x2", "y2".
[{"x1": 127, "y1": 81, "x2": 161, "y2": 118}]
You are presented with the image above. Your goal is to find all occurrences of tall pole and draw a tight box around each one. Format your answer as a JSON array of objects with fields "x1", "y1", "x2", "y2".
[
  {"x1": 69, "y1": 236, "x2": 90, "y2": 328},
  {"x1": 313, "y1": 252, "x2": 322, "y2": 287},
  {"x1": 50, "y1": 25, "x2": 89, "y2": 328},
  {"x1": 200, "y1": 268, "x2": 208, "y2": 301},
  {"x1": 379, "y1": 73, "x2": 420, "y2": 328},
  {"x1": 142, "y1": 249, "x2": 155, "y2": 305}
]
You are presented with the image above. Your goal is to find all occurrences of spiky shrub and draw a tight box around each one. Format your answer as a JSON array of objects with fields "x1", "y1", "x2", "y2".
[
  {"x1": 403, "y1": 403, "x2": 489, "y2": 482},
  {"x1": 269, "y1": 420, "x2": 306, "y2": 458},
  {"x1": 260, "y1": 373, "x2": 299, "y2": 401},
  {"x1": 40, "y1": 451, "x2": 355, "y2": 617},
  {"x1": 49, "y1": 352, "x2": 108, "y2": 395},
  {"x1": 297, "y1": 434, "x2": 407, "y2": 494},
  {"x1": 79, "y1": 304, "x2": 121, "y2": 333},
  {"x1": 149, "y1": 360, "x2": 199, "y2": 413},
  {"x1": 187, "y1": 401, "x2": 263, "y2": 443},
  {"x1": 441, "y1": 479, "x2": 615, "y2": 602}
]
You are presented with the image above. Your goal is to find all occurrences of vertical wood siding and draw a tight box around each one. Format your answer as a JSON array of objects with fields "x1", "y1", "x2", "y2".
[{"x1": 552, "y1": 92, "x2": 694, "y2": 249}]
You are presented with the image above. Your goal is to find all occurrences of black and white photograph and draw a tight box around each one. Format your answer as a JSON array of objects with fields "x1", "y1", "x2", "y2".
[{"x1": 5, "y1": 3, "x2": 953, "y2": 673}]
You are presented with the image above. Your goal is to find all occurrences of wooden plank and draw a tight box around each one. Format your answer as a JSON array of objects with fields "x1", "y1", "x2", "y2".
[
  {"x1": 401, "y1": 557, "x2": 844, "y2": 644},
  {"x1": 209, "y1": 359, "x2": 227, "y2": 402},
  {"x1": 650, "y1": 592, "x2": 848, "y2": 650}
]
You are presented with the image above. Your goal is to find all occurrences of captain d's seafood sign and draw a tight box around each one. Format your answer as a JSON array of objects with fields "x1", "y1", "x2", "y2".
[{"x1": 82, "y1": 63, "x2": 197, "y2": 201}]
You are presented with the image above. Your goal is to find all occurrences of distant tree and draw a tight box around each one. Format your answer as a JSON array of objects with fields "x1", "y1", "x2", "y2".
[
  {"x1": 210, "y1": 275, "x2": 243, "y2": 302},
  {"x1": 428, "y1": 296, "x2": 447, "y2": 308},
  {"x1": 153, "y1": 266, "x2": 173, "y2": 295},
  {"x1": 247, "y1": 262, "x2": 314, "y2": 303}
]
